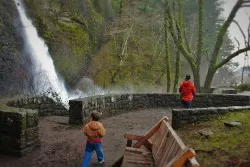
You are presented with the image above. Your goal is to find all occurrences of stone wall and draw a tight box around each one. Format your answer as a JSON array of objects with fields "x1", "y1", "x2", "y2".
[
  {"x1": 172, "y1": 106, "x2": 250, "y2": 129},
  {"x1": 0, "y1": 104, "x2": 40, "y2": 156},
  {"x1": 7, "y1": 96, "x2": 68, "y2": 116},
  {"x1": 69, "y1": 93, "x2": 250, "y2": 124}
]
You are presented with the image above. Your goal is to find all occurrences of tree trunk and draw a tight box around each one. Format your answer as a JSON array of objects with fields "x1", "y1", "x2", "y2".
[
  {"x1": 173, "y1": 50, "x2": 181, "y2": 93},
  {"x1": 196, "y1": 0, "x2": 204, "y2": 69},
  {"x1": 192, "y1": 67, "x2": 201, "y2": 93},
  {"x1": 164, "y1": 12, "x2": 171, "y2": 93},
  {"x1": 119, "y1": 0, "x2": 123, "y2": 14},
  {"x1": 204, "y1": 67, "x2": 216, "y2": 90}
]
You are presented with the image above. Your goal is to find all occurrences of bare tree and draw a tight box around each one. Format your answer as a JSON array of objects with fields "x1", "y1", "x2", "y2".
[{"x1": 165, "y1": 0, "x2": 250, "y2": 92}]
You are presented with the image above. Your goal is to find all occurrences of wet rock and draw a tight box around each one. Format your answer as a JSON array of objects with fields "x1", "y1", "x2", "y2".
[
  {"x1": 224, "y1": 121, "x2": 242, "y2": 127},
  {"x1": 198, "y1": 129, "x2": 214, "y2": 137}
]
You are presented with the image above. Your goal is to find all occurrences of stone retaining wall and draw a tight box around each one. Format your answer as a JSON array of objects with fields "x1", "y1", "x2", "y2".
[
  {"x1": 69, "y1": 93, "x2": 250, "y2": 124},
  {"x1": 6, "y1": 96, "x2": 68, "y2": 116},
  {"x1": 172, "y1": 106, "x2": 250, "y2": 129},
  {"x1": 0, "y1": 104, "x2": 40, "y2": 156}
]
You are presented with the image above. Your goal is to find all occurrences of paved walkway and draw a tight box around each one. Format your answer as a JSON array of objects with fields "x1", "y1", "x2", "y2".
[{"x1": 0, "y1": 108, "x2": 172, "y2": 167}]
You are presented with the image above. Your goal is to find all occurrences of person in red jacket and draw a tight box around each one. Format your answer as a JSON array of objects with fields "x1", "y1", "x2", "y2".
[{"x1": 179, "y1": 74, "x2": 196, "y2": 108}]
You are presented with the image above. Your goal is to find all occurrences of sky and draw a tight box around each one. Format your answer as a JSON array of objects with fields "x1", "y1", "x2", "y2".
[{"x1": 221, "y1": 0, "x2": 250, "y2": 67}]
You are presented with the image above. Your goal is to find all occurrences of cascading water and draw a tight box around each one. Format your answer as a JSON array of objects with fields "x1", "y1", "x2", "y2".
[
  {"x1": 14, "y1": 0, "x2": 122, "y2": 106},
  {"x1": 14, "y1": 0, "x2": 71, "y2": 104}
]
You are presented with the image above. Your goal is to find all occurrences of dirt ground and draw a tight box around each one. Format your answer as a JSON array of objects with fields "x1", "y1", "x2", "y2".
[{"x1": 0, "y1": 108, "x2": 172, "y2": 167}]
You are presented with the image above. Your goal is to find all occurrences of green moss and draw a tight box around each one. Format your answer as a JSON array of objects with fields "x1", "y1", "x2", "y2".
[
  {"x1": 178, "y1": 111, "x2": 250, "y2": 166},
  {"x1": 0, "y1": 104, "x2": 22, "y2": 113},
  {"x1": 20, "y1": 113, "x2": 27, "y2": 138}
]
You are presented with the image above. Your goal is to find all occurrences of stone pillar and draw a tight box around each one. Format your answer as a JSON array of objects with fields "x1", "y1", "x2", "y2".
[
  {"x1": 0, "y1": 105, "x2": 39, "y2": 156},
  {"x1": 172, "y1": 109, "x2": 181, "y2": 130},
  {"x1": 69, "y1": 100, "x2": 83, "y2": 124}
]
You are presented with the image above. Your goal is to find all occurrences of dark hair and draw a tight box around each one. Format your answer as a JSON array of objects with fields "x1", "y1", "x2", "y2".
[
  {"x1": 185, "y1": 74, "x2": 191, "y2": 80},
  {"x1": 91, "y1": 111, "x2": 102, "y2": 121}
]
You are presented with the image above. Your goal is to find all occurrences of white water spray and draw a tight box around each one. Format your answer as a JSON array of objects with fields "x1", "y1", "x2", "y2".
[{"x1": 14, "y1": 0, "x2": 71, "y2": 103}]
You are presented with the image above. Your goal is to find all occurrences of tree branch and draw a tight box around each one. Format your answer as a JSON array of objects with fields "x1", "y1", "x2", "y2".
[
  {"x1": 234, "y1": 37, "x2": 240, "y2": 50},
  {"x1": 165, "y1": 1, "x2": 195, "y2": 66},
  {"x1": 232, "y1": 20, "x2": 248, "y2": 45},
  {"x1": 196, "y1": 0, "x2": 204, "y2": 68},
  {"x1": 215, "y1": 46, "x2": 250, "y2": 70},
  {"x1": 177, "y1": 0, "x2": 191, "y2": 53},
  {"x1": 248, "y1": 18, "x2": 250, "y2": 46},
  {"x1": 210, "y1": 0, "x2": 244, "y2": 66}
]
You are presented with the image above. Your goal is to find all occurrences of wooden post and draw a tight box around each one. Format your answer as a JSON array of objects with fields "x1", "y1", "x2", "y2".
[{"x1": 127, "y1": 140, "x2": 132, "y2": 147}]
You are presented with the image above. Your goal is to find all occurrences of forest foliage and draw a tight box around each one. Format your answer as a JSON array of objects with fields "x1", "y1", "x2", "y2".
[{"x1": 1, "y1": 0, "x2": 249, "y2": 96}]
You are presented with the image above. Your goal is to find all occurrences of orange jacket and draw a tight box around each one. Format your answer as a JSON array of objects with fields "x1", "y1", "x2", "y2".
[
  {"x1": 83, "y1": 121, "x2": 106, "y2": 142},
  {"x1": 179, "y1": 80, "x2": 196, "y2": 102}
]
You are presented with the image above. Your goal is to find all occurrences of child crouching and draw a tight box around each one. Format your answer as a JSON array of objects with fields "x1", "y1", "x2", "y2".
[{"x1": 81, "y1": 111, "x2": 106, "y2": 167}]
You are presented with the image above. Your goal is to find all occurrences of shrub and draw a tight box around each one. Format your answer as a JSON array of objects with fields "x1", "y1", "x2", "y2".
[{"x1": 235, "y1": 84, "x2": 250, "y2": 92}]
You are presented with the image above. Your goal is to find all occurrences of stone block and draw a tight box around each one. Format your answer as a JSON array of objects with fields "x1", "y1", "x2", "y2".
[
  {"x1": 104, "y1": 96, "x2": 111, "y2": 103},
  {"x1": 230, "y1": 106, "x2": 244, "y2": 112},
  {"x1": 0, "y1": 134, "x2": 26, "y2": 151},
  {"x1": 0, "y1": 111, "x2": 26, "y2": 139},
  {"x1": 207, "y1": 107, "x2": 217, "y2": 114},
  {"x1": 188, "y1": 116, "x2": 197, "y2": 123},
  {"x1": 221, "y1": 89, "x2": 237, "y2": 94},
  {"x1": 172, "y1": 109, "x2": 182, "y2": 118},
  {"x1": 180, "y1": 120, "x2": 189, "y2": 126},
  {"x1": 26, "y1": 138, "x2": 40, "y2": 148},
  {"x1": 217, "y1": 107, "x2": 229, "y2": 114},
  {"x1": 180, "y1": 110, "x2": 190, "y2": 117},
  {"x1": 171, "y1": 118, "x2": 180, "y2": 130},
  {"x1": 26, "y1": 127, "x2": 39, "y2": 143},
  {"x1": 26, "y1": 110, "x2": 38, "y2": 128}
]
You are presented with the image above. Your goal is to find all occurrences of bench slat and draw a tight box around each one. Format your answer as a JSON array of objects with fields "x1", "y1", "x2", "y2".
[
  {"x1": 166, "y1": 148, "x2": 196, "y2": 167},
  {"x1": 156, "y1": 134, "x2": 175, "y2": 167},
  {"x1": 122, "y1": 147, "x2": 154, "y2": 167},
  {"x1": 152, "y1": 122, "x2": 170, "y2": 163},
  {"x1": 152, "y1": 122, "x2": 165, "y2": 153},
  {"x1": 160, "y1": 140, "x2": 181, "y2": 167},
  {"x1": 164, "y1": 121, "x2": 186, "y2": 150},
  {"x1": 154, "y1": 135, "x2": 175, "y2": 166}
]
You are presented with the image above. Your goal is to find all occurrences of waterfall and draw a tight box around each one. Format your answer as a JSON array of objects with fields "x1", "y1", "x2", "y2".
[
  {"x1": 14, "y1": 0, "x2": 111, "y2": 106},
  {"x1": 14, "y1": 0, "x2": 71, "y2": 104}
]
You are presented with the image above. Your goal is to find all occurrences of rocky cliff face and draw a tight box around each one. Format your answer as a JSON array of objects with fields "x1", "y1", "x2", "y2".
[
  {"x1": 0, "y1": 0, "x2": 30, "y2": 96},
  {"x1": 22, "y1": 0, "x2": 110, "y2": 86},
  {"x1": 0, "y1": 0, "x2": 119, "y2": 96}
]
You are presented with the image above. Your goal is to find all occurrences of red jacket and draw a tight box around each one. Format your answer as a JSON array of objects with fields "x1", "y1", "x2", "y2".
[{"x1": 179, "y1": 80, "x2": 196, "y2": 102}]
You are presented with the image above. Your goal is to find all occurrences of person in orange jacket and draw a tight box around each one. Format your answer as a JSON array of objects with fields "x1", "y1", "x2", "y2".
[
  {"x1": 179, "y1": 74, "x2": 196, "y2": 108},
  {"x1": 81, "y1": 111, "x2": 106, "y2": 167}
]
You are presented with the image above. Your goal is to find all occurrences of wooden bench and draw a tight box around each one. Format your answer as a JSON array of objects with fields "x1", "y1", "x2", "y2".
[{"x1": 112, "y1": 116, "x2": 200, "y2": 167}]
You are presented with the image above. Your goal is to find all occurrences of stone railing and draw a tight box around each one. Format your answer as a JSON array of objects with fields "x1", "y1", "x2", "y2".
[
  {"x1": 172, "y1": 106, "x2": 250, "y2": 129},
  {"x1": 69, "y1": 93, "x2": 250, "y2": 124},
  {"x1": 6, "y1": 96, "x2": 68, "y2": 116},
  {"x1": 0, "y1": 104, "x2": 40, "y2": 156}
]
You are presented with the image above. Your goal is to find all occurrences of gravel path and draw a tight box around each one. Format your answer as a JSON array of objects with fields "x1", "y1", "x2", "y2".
[{"x1": 0, "y1": 108, "x2": 172, "y2": 167}]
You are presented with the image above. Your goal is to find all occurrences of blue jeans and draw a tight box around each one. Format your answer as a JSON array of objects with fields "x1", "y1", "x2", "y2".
[
  {"x1": 182, "y1": 100, "x2": 192, "y2": 108},
  {"x1": 81, "y1": 142, "x2": 104, "y2": 167}
]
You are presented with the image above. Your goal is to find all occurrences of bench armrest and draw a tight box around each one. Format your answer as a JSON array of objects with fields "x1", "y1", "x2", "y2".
[
  {"x1": 124, "y1": 134, "x2": 152, "y2": 151},
  {"x1": 124, "y1": 134, "x2": 143, "y2": 147},
  {"x1": 187, "y1": 157, "x2": 200, "y2": 167},
  {"x1": 124, "y1": 134, "x2": 143, "y2": 140}
]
